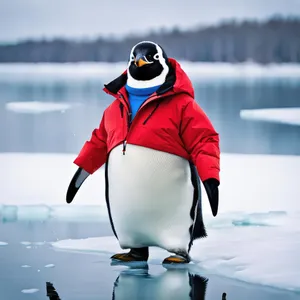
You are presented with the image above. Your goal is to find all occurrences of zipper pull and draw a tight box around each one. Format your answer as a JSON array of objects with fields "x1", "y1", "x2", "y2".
[{"x1": 122, "y1": 140, "x2": 127, "y2": 155}]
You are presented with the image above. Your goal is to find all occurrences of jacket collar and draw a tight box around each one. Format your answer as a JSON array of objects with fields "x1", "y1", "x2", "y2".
[
  {"x1": 104, "y1": 60, "x2": 176, "y2": 97},
  {"x1": 103, "y1": 58, "x2": 194, "y2": 99}
]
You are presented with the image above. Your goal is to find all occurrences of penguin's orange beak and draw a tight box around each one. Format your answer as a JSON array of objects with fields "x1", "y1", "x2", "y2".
[{"x1": 134, "y1": 56, "x2": 150, "y2": 67}]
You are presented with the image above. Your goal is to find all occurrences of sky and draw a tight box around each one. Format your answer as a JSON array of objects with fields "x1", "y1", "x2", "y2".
[{"x1": 0, "y1": 0, "x2": 300, "y2": 43}]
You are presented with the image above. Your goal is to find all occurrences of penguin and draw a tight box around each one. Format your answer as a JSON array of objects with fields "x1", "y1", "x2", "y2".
[{"x1": 66, "y1": 41, "x2": 220, "y2": 264}]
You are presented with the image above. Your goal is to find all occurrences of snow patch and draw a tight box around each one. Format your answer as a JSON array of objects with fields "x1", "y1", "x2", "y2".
[
  {"x1": 5, "y1": 101, "x2": 80, "y2": 114},
  {"x1": 240, "y1": 107, "x2": 300, "y2": 126},
  {"x1": 52, "y1": 221, "x2": 300, "y2": 292}
]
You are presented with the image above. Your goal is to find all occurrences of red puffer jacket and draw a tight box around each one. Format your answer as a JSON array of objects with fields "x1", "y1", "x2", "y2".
[{"x1": 74, "y1": 58, "x2": 220, "y2": 182}]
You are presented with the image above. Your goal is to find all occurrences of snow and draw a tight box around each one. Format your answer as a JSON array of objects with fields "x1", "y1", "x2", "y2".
[
  {"x1": 0, "y1": 153, "x2": 107, "y2": 222},
  {"x1": 0, "y1": 153, "x2": 105, "y2": 206},
  {"x1": 0, "y1": 62, "x2": 300, "y2": 82},
  {"x1": 1, "y1": 152, "x2": 300, "y2": 217},
  {"x1": 52, "y1": 217, "x2": 300, "y2": 292},
  {"x1": 5, "y1": 101, "x2": 80, "y2": 114},
  {"x1": 240, "y1": 108, "x2": 300, "y2": 126}
]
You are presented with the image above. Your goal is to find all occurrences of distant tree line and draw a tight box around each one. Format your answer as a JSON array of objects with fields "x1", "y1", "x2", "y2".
[{"x1": 0, "y1": 16, "x2": 300, "y2": 64}]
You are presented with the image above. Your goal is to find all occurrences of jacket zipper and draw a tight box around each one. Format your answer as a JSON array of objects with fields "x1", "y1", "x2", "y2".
[
  {"x1": 118, "y1": 93, "x2": 132, "y2": 155},
  {"x1": 122, "y1": 110, "x2": 132, "y2": 155},
  {"x1": 119, "y1": 102, "x2": 125, "y2": 153},
  {"x1": 119, "y1": 93, "x2": 164, "y2": 155}
]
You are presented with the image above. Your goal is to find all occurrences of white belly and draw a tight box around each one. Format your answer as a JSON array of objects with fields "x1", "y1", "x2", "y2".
[{"x1": 107, "y1": 144, "x2": 194, "y2": 253}]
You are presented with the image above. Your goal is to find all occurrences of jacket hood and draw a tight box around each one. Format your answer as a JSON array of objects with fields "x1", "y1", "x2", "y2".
[{"x1": 103, "y1": 58, "x2": 194, "y2": 99}]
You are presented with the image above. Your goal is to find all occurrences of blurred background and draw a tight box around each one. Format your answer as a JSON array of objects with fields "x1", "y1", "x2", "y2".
[{"x1": 0, "y1": 0, "x2": 300, "y2": 156}]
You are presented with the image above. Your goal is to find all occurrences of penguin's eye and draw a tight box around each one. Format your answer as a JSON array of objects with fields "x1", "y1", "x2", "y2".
[
  {"x1": 145, "y1": 54, "x2": 153, "y2": 61},
  {"x1": 153, "y1": 53, "x2": 160, "y2": 60}
]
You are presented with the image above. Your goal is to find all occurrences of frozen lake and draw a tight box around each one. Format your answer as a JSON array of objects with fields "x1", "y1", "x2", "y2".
[{"x1": 1, "y1": 62, "x2": 300, "y2": 299}]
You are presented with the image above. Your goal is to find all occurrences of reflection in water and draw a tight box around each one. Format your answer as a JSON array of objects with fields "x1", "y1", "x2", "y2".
[
  {"x1": 112, "y1": 266, "x2": 208, "y2": 300},
  {"x1": 46, "y1": 282, "x2": 61, "y2": 300},
  {"x1": 45, "y1": 267, "x2": 229, "y2": 300}
]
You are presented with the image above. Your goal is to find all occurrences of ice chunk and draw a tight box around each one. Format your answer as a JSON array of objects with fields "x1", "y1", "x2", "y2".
[
  {"x1": 206, "y1": 211, "x2": 290, "y2": 229},
  {"x1": 52, "y1": 227, "x2": 300, "y2": 291},
  {"x1": 21, "y1": 265, "x2": 31, "y2": 268},
  {"x1": 52, "y1": 212, "x2": 300, "y2": 292},
  {"x1": 0, "y1": 204, "x2": 108, "y2": 222},
  {"x1": 44, "y1": 264, "x2": 55, "y2": 268},
  {"x1": 0, "y1": 241, "x2": 8, "y2": 246},
  {"x1": 240, "y1": 108, "x2": 300, "y2": 126},
  {"x1": 20, "y1": 242, "x2": 31, "y2": 245},
  {"x1": 21, "y1": 289, "x2": 39, "y2": 294},
  {"x1": 5, "y1": 101, "x2": 80, "y2": 114}
]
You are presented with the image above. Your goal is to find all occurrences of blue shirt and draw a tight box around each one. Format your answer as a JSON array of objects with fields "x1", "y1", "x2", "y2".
[{"x1": 125, "y1": 84, "x2": 160, "y2": 120}]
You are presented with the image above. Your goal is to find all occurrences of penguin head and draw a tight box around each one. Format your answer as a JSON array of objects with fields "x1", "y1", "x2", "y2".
[{"x1": 127, "y1": 41, "x2": 170, "y2": 89}]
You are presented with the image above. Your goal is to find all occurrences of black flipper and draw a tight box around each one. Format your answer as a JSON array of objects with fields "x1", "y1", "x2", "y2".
[
  {"x1": 188, "y1": 163, "x2": 207, "y2": 252},
  {"x1": 66, "y1": 167, "x2": 90, "y2": 204},
  {"x1": 203, "y1": 178, "x2": 219, "y2": 217}
]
